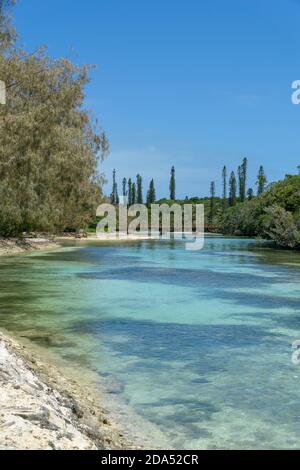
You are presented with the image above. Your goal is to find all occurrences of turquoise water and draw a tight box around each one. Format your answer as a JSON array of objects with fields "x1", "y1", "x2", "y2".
[{"x1": 1, "y1": 238, "x2": 300, "y2": 449}]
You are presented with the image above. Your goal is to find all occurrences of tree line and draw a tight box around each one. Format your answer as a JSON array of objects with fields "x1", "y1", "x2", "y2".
[
  {"x1": 110, "y1": 166, "x2": 176, "y2": 206},
  {"x1": 110, "y1": 159, "x2": 267, "y2": 215},
  {"x1": 107, "y1": 160, "x2": 300, "y2": 250},
  {"x1": 208, "y1": 158, "x2": 267, "y2": 223}
]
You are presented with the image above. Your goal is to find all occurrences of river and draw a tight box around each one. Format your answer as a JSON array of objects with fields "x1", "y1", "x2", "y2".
[{"x1": 0, "y1": 237, "x2": 300, "y2": 449}]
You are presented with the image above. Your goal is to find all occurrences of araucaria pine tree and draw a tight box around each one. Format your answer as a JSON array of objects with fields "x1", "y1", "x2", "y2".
[
  {"x1": 122, "y1": 178, "x2": 127, "y2": 197},
  {"x1": 222, "y1": 166, "x2": 227, "y2": 212},
  {"x1": 256, "y1": 166, "x2": 267, "y2": 195},
  {"x1": 131, "y1": 183, "x2": 136, "y2": 205},
  {"x1": 242, "y1": 157, "x2": 247, "y2": 201},
  {"x1": 127, "y1": 178, "x2": 132, "y2": 206},
  {"x1": 209, "y1": 181, "x2": 216, "y2": 224},
  {"x1": 229, "y1": 171, "x2": 237, "y2": 206},
  {"x1": 136, "y1": 174, "x2": 143, "y2": 204},
  {"x1": 238, "y1": 158, "x2": 247, "y2": 202},
  {"x1": 110, "y1": 169, "x2": 119, "y2": 204},
  {"x1": 169, "y1": 166, "x2": 176, "y2": 200},
  {"x1": 147, "y1": 179, "x2": 156, "y2": 205}
]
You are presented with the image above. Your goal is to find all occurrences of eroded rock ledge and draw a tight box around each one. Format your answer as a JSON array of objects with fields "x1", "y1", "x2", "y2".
[
  {"x1": 0, "y1": 238, "x2": 60, "y2": 257},
  {"x1": 0, "y1": 332, "x2": 131, "y2": 450}
]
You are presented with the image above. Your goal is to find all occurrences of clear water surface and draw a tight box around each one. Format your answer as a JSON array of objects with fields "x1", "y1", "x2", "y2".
[{"x1": 1, "y1": 237, "x2": 300, "y2": 449}]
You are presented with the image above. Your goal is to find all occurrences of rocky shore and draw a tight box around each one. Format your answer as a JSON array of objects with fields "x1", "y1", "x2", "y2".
[
  {"x1": 0, "y1": 332, "x2": 132, "y2": 450},
  {"x1": 0, "y1": 238, "x2": 60, "y2": 257}
]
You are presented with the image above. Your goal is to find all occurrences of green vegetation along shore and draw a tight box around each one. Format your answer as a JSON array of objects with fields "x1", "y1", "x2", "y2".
[
  {"x1": 106, "y1": 164, "x2": 300, "y2": 249},
  {"x1": 0, "y1": 1, "x2": 108, "y2": 238}
]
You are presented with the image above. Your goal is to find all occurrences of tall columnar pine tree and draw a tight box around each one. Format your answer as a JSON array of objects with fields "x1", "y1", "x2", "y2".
[
  {"x1": 237, "y1": 165, "x2": 241, "y2": 200},
  {"x1": 238, "y1": 157, "x2": 247, "y2": 202},
  {"x1": 147, "y1": 179, "x2": 156, "y2": 205},
  {"x1": 229, "y1": 171, "x2": 237, "y2": 206},
  {"x1": 114, "y1": 169, "x2": 119, "y2": 204},
  {"x1": 131, "y1": 183, "x2": 136, "y2": 205},
  {"x1": 169, "y1": 166, "x2": 176, "y2": 200},
  {"x1": 136, "y1": 174, "x2": 143, "y2": 204},
  {"x1": 122, "y1": 178, "x2": 127, "y2": 197},
  {"x1": 256, "y1": 166, "x2": 267, "y2": 195},
  {"x1": 127, "y1": 178, "x2": 132, "y2": 206},
  {"x1": 209, "y1": 181, "x2": 216, "y2": 224},
  {"x1": 222, "y1": 165, "x2": 227, "y2": 212},
  {"x1": 110, "y1": 169, "x2": 119, "y2": 204},
  {"x1": 242, "y1": 157, "x2": 247, "y2": 200},
  {"x1": 114, "y1": 169, "x2": 117, "y2": 203}
]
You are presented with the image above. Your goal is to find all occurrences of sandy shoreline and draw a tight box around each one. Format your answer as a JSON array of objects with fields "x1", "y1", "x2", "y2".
[
  {"x1": 56, "y1": 233, "x2": 154, "y2": 243},
  {"x1": 0, "y1": 330, "x2": 134, "y2": 450},
  {"x1": 56, "y1": 232, "x2": 222, "y2": 244}
]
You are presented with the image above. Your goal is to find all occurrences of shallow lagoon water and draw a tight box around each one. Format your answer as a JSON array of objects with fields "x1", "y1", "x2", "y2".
[{"x1": 1, "y1": 238, "x2": 300, "y2": 449}]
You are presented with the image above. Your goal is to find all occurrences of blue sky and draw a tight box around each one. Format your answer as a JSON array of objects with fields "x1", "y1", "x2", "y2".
[{"x1": 14, "y1": 0, "x2": 300, "y2": 198}]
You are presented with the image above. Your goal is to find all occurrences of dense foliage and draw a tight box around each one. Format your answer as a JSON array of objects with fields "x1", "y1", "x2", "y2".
[
  {"x1": 0, "y1": 1, "x2": 108, "y2": 236},
  {"x1": 222, "y1": 174, "x2": 300, "y2": 248}
]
